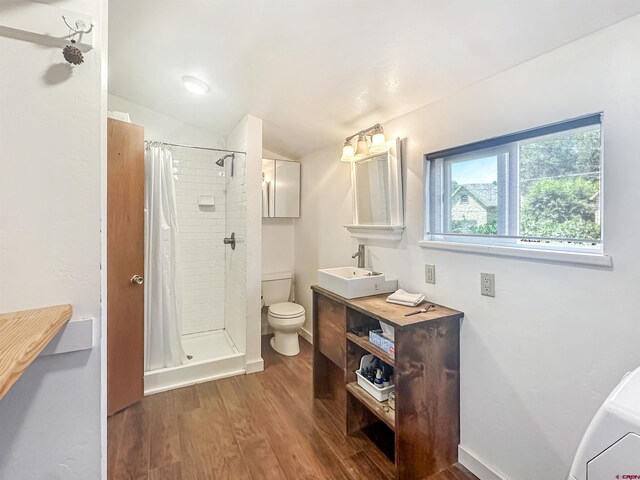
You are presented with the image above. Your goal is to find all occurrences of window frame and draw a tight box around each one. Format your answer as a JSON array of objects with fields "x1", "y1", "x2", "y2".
[{"x1": 422, "y1": 114, "x2": 608, "y2": 262}]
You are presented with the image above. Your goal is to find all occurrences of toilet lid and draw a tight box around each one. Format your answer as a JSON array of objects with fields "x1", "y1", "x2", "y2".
[{"x1": 269, "y1": 302, "x2": 304, "y2": 318}]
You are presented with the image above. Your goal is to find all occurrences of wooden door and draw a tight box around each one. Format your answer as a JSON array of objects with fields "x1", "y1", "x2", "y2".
[{"x1": 107, "y1": 118, "x2": 145, "y2": 416}]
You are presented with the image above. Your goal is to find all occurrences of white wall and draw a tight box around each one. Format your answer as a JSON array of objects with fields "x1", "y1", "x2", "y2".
[
  {"x1": 0, "y1": 1, "x2": 107, "y2": 478},
  {"x1": 244, "y1": 115, "x2": 264, "y2": 373},
  {"x1": 226, "y1": 115, "x2": 263, "y2": 373},
  {"x1": 262, "y1": 218, "x2": 295, "y2": 275},
  {"x1": 108, "y1": 93, "x2": 225, "y2": 147},
  {"x1": 295, "y1": 16, "x2": 640, "y2": 480}
]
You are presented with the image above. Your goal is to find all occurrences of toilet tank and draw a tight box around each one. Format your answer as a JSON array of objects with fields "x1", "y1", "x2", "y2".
[{"x1": 262, "y1": 272, "x2": 293, "y2": 306}]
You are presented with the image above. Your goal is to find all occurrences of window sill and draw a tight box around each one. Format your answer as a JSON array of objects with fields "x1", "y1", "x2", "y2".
[{"x1": 418, "y1": 240, "x2": 612, "y2": 267}]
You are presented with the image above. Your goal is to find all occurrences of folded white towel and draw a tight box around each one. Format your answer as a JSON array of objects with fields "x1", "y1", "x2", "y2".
[{"x1": 386, "y1": 289, "x2": 425, "y2": 307}]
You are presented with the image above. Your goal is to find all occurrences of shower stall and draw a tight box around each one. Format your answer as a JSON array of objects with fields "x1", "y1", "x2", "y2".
[{"x1": 143, "y1": 142, "x2": 248, "y2": 395}]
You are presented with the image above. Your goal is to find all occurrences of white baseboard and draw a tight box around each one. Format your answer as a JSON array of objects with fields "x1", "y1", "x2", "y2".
[
  {"x1": 245, "y1": 358, "x2": 264, "y2": 374},
  {"x1": 298, "y1": 327, "x2": 313, "y2": 344},
  {"x1": 458, "y1": 445, "x2": 508, "y2": 480}
]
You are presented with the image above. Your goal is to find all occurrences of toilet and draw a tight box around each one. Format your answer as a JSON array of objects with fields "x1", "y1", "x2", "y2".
[{"x1": 262, "y1": 272, "x2": 306, "y2": 356}]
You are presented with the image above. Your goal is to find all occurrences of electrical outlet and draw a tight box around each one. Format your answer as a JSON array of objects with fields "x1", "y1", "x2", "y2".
[
  {"x1": 425, "y1": 264, "x2": 436, "y2": 284},
  {"x1": 481, "y1": 273, "x2": 495, "y2": 297}
]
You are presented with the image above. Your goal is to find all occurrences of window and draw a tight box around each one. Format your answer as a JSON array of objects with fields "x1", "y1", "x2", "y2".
[{"x1": 425, "y1": 114, "x2": 602, "y2": 253}]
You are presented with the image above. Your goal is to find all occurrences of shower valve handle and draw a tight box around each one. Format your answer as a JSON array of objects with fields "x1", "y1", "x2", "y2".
[
  {"x1": 130, "y1": 275, "x2": 144, "y2": 285},
  {"x1": 223, "y1": 232, "x2": 236, "y2": 250}
]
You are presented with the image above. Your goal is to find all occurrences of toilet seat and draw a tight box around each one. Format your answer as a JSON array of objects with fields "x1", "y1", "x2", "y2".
[{"x1": 268, "y1": 302, "x2": 304, "y2": 319}]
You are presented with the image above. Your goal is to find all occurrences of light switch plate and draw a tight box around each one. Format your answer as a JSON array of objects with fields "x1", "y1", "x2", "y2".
[
  {"x1": 481, "y1": 273, "x2": 495, "y2": 297},
  {"x1": 425, "y1": 264, "x2": 436, "y2": 284}
]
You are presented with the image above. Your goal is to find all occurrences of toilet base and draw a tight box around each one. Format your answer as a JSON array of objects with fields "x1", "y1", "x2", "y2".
[{"x1": 270, "y1": 332, "x2": 300, "y2": 356}]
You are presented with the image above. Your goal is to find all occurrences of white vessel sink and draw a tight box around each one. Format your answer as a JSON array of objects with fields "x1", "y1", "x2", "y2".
[{"x1": 317, "y1": 267, "x2": 398, "y2": 299}]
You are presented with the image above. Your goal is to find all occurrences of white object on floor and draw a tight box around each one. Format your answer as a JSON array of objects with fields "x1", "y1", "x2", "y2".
[
  {"x1": 262, "y1": 272, "x2": 305, "y2": 356},
  {"x1": 386, "y1": 289, "x2": 425, "y2": 307},
  {"x1": 568, "y1": 365, "x2": 640, "y2": 480},
  {"x1": 268, "y1": 302, "x2": 305, "y2": 356},
  {"x1": 144, "y1": 329, "x2": 243, "y2": 395}
]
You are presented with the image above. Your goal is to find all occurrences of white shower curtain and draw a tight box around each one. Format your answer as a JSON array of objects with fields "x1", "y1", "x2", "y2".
[{"x1": 144, "y1": 143, "x2": 186, "y2": 371}]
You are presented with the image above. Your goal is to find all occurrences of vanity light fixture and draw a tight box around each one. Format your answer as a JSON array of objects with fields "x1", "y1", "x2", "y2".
[
  {"x1": 369, "y1": 125, "x2": 387, "y2": 153},
  {"x1": 182, "y1": 75, "x2": 210, "y2": 95},
  {"x1": 340, "y1": 123, "x2": 387, "y2": 162},
  {"x1": 340, "y1": 140, "x2": 355, "y2": 162},
  {"x1": 355, "y1": 133, "x2": 370, "y2": 158}
]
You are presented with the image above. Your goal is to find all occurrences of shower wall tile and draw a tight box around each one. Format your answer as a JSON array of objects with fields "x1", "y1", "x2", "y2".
[
  {"x1": 172, "y1": 148, "x2": 226, "y2": 335},
  {"x1": 225, "y1": 153, "x2": 247, "y2": 353}
]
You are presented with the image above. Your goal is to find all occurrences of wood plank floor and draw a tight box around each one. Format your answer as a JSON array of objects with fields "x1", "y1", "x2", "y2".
[{"x1": 108, "y1": 335, "x2": 478, "y2": 480}]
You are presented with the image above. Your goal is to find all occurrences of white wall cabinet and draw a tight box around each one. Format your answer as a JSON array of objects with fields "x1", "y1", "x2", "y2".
[{"x1": 262, "y1": 159, "x2": 300, "y2": 218}]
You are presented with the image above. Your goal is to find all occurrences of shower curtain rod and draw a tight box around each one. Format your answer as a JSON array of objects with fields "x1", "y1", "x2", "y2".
[{"x1": 145, "y1": 140, "x2": 246, "y2": 155}]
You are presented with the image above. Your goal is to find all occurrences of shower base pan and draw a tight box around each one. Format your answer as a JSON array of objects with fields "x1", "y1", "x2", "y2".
[{"x1": 144, "y1": 330, "x2": 245, "y2": 395}]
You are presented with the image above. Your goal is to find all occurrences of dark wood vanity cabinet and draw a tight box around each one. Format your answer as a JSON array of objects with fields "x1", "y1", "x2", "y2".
[{"x1": 311, "y1": 286, "x2": 464, "y2": 480}]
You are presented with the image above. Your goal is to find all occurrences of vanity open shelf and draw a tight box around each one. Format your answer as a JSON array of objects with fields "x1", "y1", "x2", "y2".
[
  {"x1": 345, "y1": 331, "x2": 395, "y2": 366},
  {"x1": 346, "y1": 381, "x2": 396, "y2": 430},
  {"x1": 312, "y1": 285, "x2": 464, "y2": 480}
]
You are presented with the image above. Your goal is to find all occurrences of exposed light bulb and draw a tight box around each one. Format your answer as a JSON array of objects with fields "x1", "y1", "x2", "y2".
[
  {"x1": 340, "y1": 141, "x2": 355, "y2": 162},
  {"x1": 182, "y1": 75, "x2": 210, "y2": 95}
]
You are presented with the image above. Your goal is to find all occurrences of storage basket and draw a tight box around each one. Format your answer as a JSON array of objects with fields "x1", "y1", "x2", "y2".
[{"x1": 355, "y1": 354, "x2": 395, "y2": 402}]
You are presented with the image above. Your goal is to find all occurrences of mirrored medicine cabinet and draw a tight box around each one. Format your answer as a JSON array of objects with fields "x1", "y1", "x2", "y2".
[
  {"x1": 262, "y1": 158, "x2": 300, "y2": 218},
  {"x1": 346, "y1": 138, "x2": 405, "y2": 241}
]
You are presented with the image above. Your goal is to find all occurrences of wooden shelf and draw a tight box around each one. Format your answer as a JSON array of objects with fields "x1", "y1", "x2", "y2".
[
  {"x1": 346, "y1": 332, "x2": 395, "y2": 366},
  {"x1": 0, "y1": 304, "x2": 72, "y2": 399},
  {"x1": 311, "y1": 285, "x2": 463, "y2": 329},
  {"x1": 313, "y1": 287, "x2": 463, "y2": 479},
  {"x1": 346, "y1": 382, "x2": 395, "y2": 431}
]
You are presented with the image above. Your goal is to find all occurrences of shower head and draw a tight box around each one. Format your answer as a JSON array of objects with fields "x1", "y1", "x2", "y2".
[{"x1": 215, "y1": 153, "x2": 235, "y2": 167}]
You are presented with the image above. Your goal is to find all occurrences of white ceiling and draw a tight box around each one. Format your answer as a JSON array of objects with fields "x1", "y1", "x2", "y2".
[{"x1": 109, "y1": 0, "x2": 640, "y2": 158}]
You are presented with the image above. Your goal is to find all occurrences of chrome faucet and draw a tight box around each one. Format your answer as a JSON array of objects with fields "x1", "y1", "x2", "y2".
[{"x1": 352, "y1": 244, "x2": 365, "y2": 269}]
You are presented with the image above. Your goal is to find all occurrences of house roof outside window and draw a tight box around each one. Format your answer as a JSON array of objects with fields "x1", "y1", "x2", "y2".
[{"x1": 452, "y1": 183, "x2": 498, "y2": 208}]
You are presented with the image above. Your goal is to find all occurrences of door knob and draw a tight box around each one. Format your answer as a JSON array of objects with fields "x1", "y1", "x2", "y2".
[{"x1": 130, "y1": 275, "x2": 144, "y2": 285}]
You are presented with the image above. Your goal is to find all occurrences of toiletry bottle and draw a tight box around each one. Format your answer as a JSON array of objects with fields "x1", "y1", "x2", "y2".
[
  {"x1": 382, "y1": 364, "x2": 391, "y2": 387},
  {"x1": 367, "y1": 368, "x2": 375, "y2": 383},
  {"x1": 374, "y1": 369, "x2": 384, "y2": 388}
]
